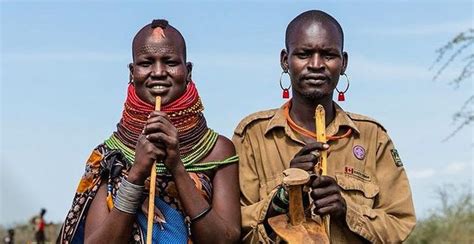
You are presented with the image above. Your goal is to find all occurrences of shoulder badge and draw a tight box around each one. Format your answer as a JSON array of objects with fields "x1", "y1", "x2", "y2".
[{"x1": 390, "y1": 149, "x2": 403, "y2": 167}]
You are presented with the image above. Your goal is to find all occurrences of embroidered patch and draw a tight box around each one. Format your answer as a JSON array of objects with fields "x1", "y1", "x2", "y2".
[
  {"x1": 344, "y1": 166, "x2": 371, "y2": 181},
  {"x1": 353, "y1": 145, "x2": 366, "y2": 160},
  {"x1": 391, "y1": 149, "x2": 403, "y2": 167}
]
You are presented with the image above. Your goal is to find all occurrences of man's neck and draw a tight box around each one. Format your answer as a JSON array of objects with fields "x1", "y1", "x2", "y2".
[{"x1": 289, "y1": 94, "x2": 335, "y2": 133}]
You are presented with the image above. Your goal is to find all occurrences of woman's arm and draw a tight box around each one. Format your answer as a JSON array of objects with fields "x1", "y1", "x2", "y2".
[
  {"x1": 84, "y1": 181, "x2": 137, "y2": 244},
  {"x1": 171, "y1": 136, "x2": 241, "y2": 243}
]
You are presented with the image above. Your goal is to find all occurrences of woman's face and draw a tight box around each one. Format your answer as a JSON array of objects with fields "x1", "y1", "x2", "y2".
[
  {"x1": 130, "y1": 31, "x2": 191, "y2": 106},
  {"x1": 281, "y1": 21, "x2": 347, "y2": 101}
]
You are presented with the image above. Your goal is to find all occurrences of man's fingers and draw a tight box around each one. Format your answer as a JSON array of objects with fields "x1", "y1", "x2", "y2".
[
  {"x1": 294, "y1": 142, "x2": 329, "y2": 157},
  {"x1": 311, "y1": 175, "x2": 337, "y2": 188},
  {"x1": 310, "y1": 186, "x2": 340, "y2": 200}
]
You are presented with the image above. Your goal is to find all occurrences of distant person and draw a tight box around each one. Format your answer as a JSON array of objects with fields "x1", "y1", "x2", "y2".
[
  {"x1": 3, "y1": 229, "x2": 14, "y2": 244},
  {"x1": 233, "y1": 10, "x2": 416, "y2": 243},
  {"x1": 31, "y1": 208, "x2": 46, "y2": 244}
]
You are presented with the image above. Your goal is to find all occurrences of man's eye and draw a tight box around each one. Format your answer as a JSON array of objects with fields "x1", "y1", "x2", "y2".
[{"x1": 296, "y1": 53, "x2": 310, "y2": 58}]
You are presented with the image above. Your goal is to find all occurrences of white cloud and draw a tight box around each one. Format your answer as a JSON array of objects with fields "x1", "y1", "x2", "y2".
[
  {"x1": 408, "y1": 168, "x2": 436, "y2": 179},
  {"x1": 3, "y1": 51, "x2": 129, "y2": 62},
  {"x1": 363, "y1": 20, "x2": 472, "y2": 37},
  {"x1": 347, "y1": 54, "x2": 460, "y2": 84},
  {"x1": 446, "y1": 161, "x2": 473, "y2": 174}
]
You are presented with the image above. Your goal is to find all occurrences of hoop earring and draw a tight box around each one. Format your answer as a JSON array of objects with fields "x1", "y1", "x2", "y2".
[
  {"x1": 336, "y1": 73, "x2": 350, "y2": 101},
  {"x1": 279, "y1": 70, "x2": 291, "y2": 99}
]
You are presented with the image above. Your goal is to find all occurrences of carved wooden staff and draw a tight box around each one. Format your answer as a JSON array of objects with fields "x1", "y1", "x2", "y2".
[
  {"x1": 268, "y1": 168, "x2": 329, "y2": 243},
  {"x1": 146, "y1": 96, "x2": 161, "y2": 244},
  {"x1": 315, "y1": 104, "x2": 330, "y2": 237}
]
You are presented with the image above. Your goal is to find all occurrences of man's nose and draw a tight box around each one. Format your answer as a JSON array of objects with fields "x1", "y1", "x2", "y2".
[{"x1": 308, "y1": 54, "x2": 324, "y2": 70}]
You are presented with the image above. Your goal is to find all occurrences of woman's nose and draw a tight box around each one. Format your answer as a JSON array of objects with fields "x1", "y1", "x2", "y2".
[{"x1": 151, "y1": 63, "x2": 166, "y2": 77}]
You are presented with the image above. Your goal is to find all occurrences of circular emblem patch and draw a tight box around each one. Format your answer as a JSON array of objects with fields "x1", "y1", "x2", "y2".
[{"x1": 353, "y1": 145, "x2": 366, "y2": 160}]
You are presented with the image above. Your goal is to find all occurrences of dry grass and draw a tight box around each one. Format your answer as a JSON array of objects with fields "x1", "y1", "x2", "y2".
[{"x1": 0, "y1": 223, "x2": 61, "y2": 244}]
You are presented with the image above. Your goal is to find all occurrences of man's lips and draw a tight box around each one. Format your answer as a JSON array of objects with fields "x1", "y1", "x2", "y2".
[{"x1": 301, "y1": 74, "x2": 329, "y2": 85}]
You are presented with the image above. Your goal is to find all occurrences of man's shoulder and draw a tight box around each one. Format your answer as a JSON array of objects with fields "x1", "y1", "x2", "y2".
[
  {"x1": 234, "y1": 109, "x2": 278, "y2": 136},
  {"x1": 346, "y1": 112, "x2": 387, "y2": 132}
]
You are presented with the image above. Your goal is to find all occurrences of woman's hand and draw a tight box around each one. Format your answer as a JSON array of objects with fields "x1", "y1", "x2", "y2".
[{"x1": 128, "y1": 111, "x2": 183, "y2": 184}]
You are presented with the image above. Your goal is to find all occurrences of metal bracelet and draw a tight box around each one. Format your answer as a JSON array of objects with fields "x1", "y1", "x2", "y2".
[
  {"x1": 114, "y1": 178, "x2": 145, "y2": 214},
  {"x1": 190, "y1": 205, "x2": 212, "y2": 223}
]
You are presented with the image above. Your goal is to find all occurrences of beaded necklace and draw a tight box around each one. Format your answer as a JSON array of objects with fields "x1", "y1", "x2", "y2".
[{"x1": 104, "y1": 81, "x2": 237, "y2": 173}]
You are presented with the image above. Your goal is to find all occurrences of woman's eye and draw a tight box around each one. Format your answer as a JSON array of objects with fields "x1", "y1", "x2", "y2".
[
  {"x1": 138, "y1": 62, "x2": 151, "y2": 67},
  {"x1": 166, "y1": 60, "x2": 179, "y2": 66}
]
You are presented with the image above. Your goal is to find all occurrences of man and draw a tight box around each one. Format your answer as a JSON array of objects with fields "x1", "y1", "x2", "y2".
[{"x1": 233, "y1": 10, "x2": 415, "y2": 243}]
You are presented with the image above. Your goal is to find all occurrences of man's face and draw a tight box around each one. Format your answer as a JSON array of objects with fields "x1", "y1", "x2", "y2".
[
  {"x1": 131, "y1": 31, "x2": 190, "y2": 105},
  {"x1": 282, "y1": 21, "x2": 347, "y2": 101}
]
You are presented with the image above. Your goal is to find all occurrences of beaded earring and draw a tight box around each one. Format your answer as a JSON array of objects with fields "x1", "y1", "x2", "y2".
[
  {"x1": 279, "y1": 70, "x2": 291, "y2": 99},
  {"x1": 336, "y1": 73, "x2": 350, "y2": 101}
]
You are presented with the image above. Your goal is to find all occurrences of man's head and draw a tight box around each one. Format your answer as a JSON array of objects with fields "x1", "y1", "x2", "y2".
[
  {"x1": 281, "y1": 10, "x2": 348, "y2": 101},
  {"x1": 285, "y1": 10, "x2": 344, "y2": 52},
  {"x1": 129, "y1": 19, "x2": 192, "y2": 105}
]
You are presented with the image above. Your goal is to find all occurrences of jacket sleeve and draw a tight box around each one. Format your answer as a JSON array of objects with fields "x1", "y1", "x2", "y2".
[
  {"x1": 232, "y1": 133, "x2": 278, "y2": 244},
  {"x1": 344, "y1": 127, "x2": 416, "y2": 243}
]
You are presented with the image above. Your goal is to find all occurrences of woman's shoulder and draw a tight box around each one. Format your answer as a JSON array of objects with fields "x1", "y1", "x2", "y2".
[{"x1": 209, "y1": 135, "x2": 236, "y2": 161}]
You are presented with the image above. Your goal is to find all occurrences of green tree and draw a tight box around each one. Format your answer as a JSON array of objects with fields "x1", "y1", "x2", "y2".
[{"x1": 431, "y1": 29, "x2": 473, "y2": 141}]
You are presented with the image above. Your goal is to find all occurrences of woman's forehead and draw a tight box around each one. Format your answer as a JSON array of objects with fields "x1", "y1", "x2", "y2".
[{"x1": 133, "y1": 35, "x2": 184, "y2": 56}]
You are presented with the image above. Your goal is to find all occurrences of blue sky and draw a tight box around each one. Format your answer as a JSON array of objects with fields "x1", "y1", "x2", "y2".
[{"x1": 1, "y1": 0, "x2": 472, "y2": 226}]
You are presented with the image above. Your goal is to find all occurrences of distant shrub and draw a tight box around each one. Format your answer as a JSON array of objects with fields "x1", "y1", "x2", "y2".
[{"x1": 406, "y1": 184, "x2": 474, "y2": 244}]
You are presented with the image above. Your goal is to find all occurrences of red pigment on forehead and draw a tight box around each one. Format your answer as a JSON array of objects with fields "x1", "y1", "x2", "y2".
[{"x1": 152, "y1": 27, "x2": 166, "y2": 40}]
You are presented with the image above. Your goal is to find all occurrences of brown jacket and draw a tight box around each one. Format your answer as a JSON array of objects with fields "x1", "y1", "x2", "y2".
[{"x1": 232, "y1": 103, "x2": 416, "y2": 243}]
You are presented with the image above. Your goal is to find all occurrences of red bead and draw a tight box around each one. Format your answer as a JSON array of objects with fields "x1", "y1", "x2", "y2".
[
  {"x1": 282, "y1": 89, "x2": 290, "y2": 99},
  {"x1": 338, "y1": 92, "x2": 345, "y2": 101}
]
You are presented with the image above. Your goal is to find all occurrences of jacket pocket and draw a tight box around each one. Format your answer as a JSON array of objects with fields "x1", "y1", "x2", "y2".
[
  {"x1": 259, "y1": 176, "x2": 283, "y2": 199},
  {"x1": 335, "y1": 173, "x2": 379, "y2": 208}
]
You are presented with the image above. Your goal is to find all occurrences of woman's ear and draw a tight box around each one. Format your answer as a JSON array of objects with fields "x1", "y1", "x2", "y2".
[
  {"x1": 186, "y1": 62, "x2": 193, "y2": 84},
  {"x1": 280, "y1": 49, "x2": 289, "y2": 72},
  {"x1": 128, "y1": 63, "x2": 134, "y2": 84}
]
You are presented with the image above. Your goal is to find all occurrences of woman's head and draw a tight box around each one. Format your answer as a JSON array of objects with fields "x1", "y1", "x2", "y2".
[
  {"x1": 129, "y1": 19, "x2": 192, "y2": 105},
  {"x1": 281, "y1": 10, "x2": 348, "y2": 101}
]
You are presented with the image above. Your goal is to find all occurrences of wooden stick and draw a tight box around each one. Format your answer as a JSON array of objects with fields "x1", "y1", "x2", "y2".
[
  {"x1": 315, "y1": 105, "x2": 330, "y2": 237},
  {"x1": 146, "y1": 96, "x2": 161, "y2": 244}
]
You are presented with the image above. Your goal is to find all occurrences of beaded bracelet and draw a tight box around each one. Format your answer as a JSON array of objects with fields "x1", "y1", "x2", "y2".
[
  {"x1": 190, "y1": 205, "x2": 212, "y2": 223},
  {"x1": 114, "y1": 178, "x2": 144, "y2": 214},
  {"x1": 271, "y1": 185, "x2": 289, "y2": 214}
]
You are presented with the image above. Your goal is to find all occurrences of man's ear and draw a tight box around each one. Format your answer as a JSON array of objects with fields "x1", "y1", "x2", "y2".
[
  {"x1": 128, "y1": 63, "x2": 134, "y2": 84},
  {"x1": 186, "y1": 62, "x2": 193, "y2": 84},
  {"x1": 280, "y1": 49, "x2": 289, "y2": 72},
  {"x1": 341, "y1": 51, "x2": 348, "y2": 75}
]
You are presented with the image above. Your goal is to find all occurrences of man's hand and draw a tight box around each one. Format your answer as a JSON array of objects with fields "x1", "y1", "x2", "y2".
[
  {"x1": 310, "y1": 176, "x2": 347, "y2": 222},
  {"x1": 290, "y1": 142, "x2": 329, "y2": 171}
]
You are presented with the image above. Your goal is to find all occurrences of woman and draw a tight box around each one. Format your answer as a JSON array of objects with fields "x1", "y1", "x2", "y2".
[{"x1": 59, "y1": 19, "x2": 240, "y2": 244}]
